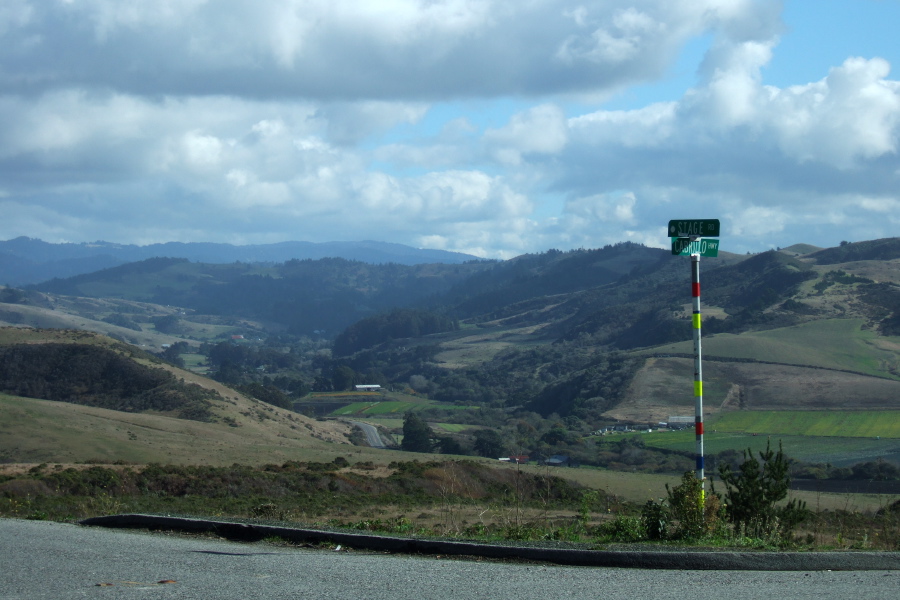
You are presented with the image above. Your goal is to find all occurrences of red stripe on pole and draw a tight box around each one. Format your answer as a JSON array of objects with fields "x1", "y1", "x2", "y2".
[
  {"x1": 695, "y1": 422, "x2": 704, "y2": 435},
  {"x1": 692, "y1": 283, "x2": 701, "y2": 297}
]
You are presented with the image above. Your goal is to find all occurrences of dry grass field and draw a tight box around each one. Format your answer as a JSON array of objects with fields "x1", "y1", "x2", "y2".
[
  {"x1": 615, "y1": 357, "x2": 900, "y2": 422},
  {"x1": 0, "y1": 327, "x2": 364, "y2": 465},
  {"x1": 433, "y1": 324, "x2": 549, "y2": 369},
  {"x1": 0, "y1": 392, "x2": 363, "y2": 466}
]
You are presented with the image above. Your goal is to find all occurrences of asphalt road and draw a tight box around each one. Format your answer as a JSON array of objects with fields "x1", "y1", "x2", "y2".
[
  {"x1": 3, "y1": 519, "x2": 899, "y2": 599},
  {"x1": 350, "y1": 420, "x2": 386, "y2": 448}
]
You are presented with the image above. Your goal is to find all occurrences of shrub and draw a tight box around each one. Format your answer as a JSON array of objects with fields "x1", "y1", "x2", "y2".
[
  {"x1": 718, "y1": 441, "x2": 808, "y2": 541},
  {"x1": 597, "y1": 515, "x2": 645, "y2": 542},
  {"x1": 641, "y1": 499, "x2": 668, "y2": 541},
  {"x1": 665, "y1": 472, "x2": 725, "y2": 540}
]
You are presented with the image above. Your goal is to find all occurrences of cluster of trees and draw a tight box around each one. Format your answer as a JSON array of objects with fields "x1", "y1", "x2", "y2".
[
  {"x1": 332, "y1": 308, "x2": 457, "y2": 356},
  {"x1": 150, "y1": 314, "x2": 184, "y2": 334},
  {"x1": 0, "y1": 343, "x2": 218, "y2": 421},
  {"x1": 792, "y1": 459, "x2": 900, "y2": 481},
  {"x1": 233, "y1": 382, "x2": 293, "y2": 410},
  {"x1": 395, "y1": 409, "x2": 697, "y2": 472},
  {"x1": 0, "y1": 343, "x2": 173, "y2": 404},
  {"x1": 399, "y1": 412, "x2": 509, "y2": 457},
  {"x1": 102, "y1": 312, "x2": 142, "y2": 331}
]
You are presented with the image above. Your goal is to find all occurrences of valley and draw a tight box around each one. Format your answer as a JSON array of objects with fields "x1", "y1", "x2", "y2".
[{"x1": 3, "y1": 238, "x2": 900, "y2": 529}]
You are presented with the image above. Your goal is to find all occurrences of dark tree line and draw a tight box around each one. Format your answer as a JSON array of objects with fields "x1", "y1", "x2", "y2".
[
  {"x1": 0, "y1": 343, "x2": 218, "y2": 421},
  {"x1": 333, "y1": 308, "x2": 458, "y2": 356}
]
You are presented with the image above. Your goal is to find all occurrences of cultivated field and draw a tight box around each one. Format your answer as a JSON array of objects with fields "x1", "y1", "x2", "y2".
[{"x1": 711, "y1": 410, "x2": 900, "y2": 438}]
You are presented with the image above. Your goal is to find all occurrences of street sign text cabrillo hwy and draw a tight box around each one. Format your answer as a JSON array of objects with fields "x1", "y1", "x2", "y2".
[
  {"x1": 668, "y1": 219, "x2": 720, "y2": 238},
  {"x1": 672, "y1": 237, "x2": 719, "y2": 257}
]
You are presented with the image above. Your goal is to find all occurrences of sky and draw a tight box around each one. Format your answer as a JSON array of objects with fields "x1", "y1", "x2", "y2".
[{"x1": 1, "y1": 0, "x2": 899, "y2": 259}]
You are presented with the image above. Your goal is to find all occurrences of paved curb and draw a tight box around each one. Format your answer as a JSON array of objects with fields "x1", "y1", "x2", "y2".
[{"x1": 80, "y1": 514, "x2": 900, "y2": 571}]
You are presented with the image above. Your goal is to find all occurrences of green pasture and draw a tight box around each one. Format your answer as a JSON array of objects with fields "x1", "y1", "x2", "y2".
[
  {"x1": 332, "y1": 401, "x2": 420, "y2": 416},
  {"x1": 176, "y1": 321, "x2": 242, "y2": 341},
  {"x1": 434, "y1": 423, "x2": 471, "y2": 433},
  {"x1": 309, "y1": 391, "x2": 382, "y2": 399},
  {"x1": 620, "y1": 429, "x2": 899, "y2": 466},
  {"x1": 650, "y1": 318, "x2": 900, "y2": 379},
  {"x1": 628, "y1": 409, "x2": 900, "y2": 465},
  {"x1": 710, "y1": 410, "x2": 900, "y2": 438},
  {"x1": 181, "y1": 353, "x2": 209, "y2": 373}
]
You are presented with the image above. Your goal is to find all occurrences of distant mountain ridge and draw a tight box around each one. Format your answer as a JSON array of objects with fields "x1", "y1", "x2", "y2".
[{"x1": 0, "y1": 237, "x2": 483, "y2": 286}]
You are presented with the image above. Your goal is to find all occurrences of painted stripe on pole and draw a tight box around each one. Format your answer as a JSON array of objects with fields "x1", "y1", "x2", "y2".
[
  {"x1": 692, "y1": 313, "x2": 701, "y2": 328},
  {"x1": 695, "y1": 421, "x2": 704, "y2": 435},
  {"x1": 692, "y1": 283, "x2": 701, "y2": 297},
  {"x1": 694, "y1": 381, "x2": 702, "y2": 396},
  {"x1": 696, "y1": 456, "x2": 705, "y2": 472}
]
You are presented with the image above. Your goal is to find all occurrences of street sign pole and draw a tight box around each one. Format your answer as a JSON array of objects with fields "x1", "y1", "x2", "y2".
[
  {"x1": 668, "y1": 219, "x2": 719, "y2": 502},
  {"x1": 691, "y1": 253, "x2": 705, "y2": 501}
]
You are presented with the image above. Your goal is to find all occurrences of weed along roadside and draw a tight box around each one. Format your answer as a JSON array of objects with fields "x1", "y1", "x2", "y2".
[
  {"x1": 78, "y1": 513, "x2": 900, "y2": 571},
  {"x1": 3, "y1": 454, "x2": 900, "y2": 556}
]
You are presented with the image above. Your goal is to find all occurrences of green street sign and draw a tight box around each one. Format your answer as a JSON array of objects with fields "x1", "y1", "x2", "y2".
[
  {"x1": 668, "y1": 219, "x2": 720, "y2": 237},
  {"x1": 672, "y1": 237, "x2": 720, "y2": 257}
]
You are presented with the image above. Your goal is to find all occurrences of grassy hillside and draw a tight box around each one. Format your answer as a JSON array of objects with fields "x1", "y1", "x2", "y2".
[
  {"x1": 0, "y1": 328, "x2": 357, "y2": 464},
  {"x1": 780, "y1": 243, "x2": 823, "y2": 256},
  {"x1": 808, "y1": 238, "x2": 900, "y2": 265},
  {"x1": 649, "y1": 319, "x2": 900, "y2": 378},
  {"x1": 0, "y1": 288, "x2": 255, "y2": 348},
  {"x1": 6, "y1": 239, "x2": 900, "y2": 478},
  {"x1": 0, "y1": 394, "x2": 354, "y2": 465},
  {"x1": 32, "y1": 256, "x2": 493, "y2": 337},
  {"x1": 617, "y1": 357, "x2": 900, "y2": 422}
]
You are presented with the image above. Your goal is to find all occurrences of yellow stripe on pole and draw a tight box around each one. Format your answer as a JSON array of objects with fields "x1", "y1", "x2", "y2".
[
  {"x1": 692, "y1": 313, "x2": 701, "y2": 329},
  {"x1": 694, "y1": 381, "x2": 703, "y2": 396}
]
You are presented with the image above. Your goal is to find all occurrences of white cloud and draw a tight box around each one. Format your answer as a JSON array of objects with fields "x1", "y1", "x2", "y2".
[
  {"x1": 0, "y1": 0, "x2": 899, "y2": 259},
  {"x1": 484, "y1": 104, "x2": 568, "y2": 165},
  {"x1": 767, "y1": 57, "x2": 900, "y2": 167},
  {"x1": 858, "y1": 196, "x2": 900, "y2": 214},
  {"x1": 569, "y1": 101, "x2": 677, "y2": 147},
  {"x1": 565, "y1": 192, "x2": 637, "y2": 224},
  {"x1": 557, "y1": 7, "x2": 666, "y2": 66},
  {"x1": 1, "y1": 0, "x2": 777, "y2": 99},
  {"x1": 315, "y1": 101, "x2": 429, "y2": 145},
  {"x1": 352, "y1": 170, "x2": 531, "y2": 224},
  {"x1": 728, "y1": 206, "x2": 789, "y2": 237},
  {"x1": 181, "y1": 131, "x2": 224, "y2": 170}
]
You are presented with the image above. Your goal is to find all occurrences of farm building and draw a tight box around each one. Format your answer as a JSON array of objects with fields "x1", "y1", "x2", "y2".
[{"x1": 667, "y1": 416, "x2": 694, "y2": 429}]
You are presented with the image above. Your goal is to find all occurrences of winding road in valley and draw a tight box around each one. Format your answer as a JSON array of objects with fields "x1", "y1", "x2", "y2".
[{"x1": 351, "y1": 420, "x2": 386, "y2": 448}]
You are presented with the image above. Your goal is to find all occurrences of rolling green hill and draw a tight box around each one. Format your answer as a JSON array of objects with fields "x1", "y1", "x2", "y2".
[
  {"x1": 7, "y1": 238, "x2": 900, "y2": 473},
  {"x1": 33, "y1": 256, "x2": 492, "y2": 337},
  {"x1": 0, "y1": 328, "x2": 357, "y2": 464},
  {"x1": 650, "y1": 319, "x2": 900, "y2": 378}
]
